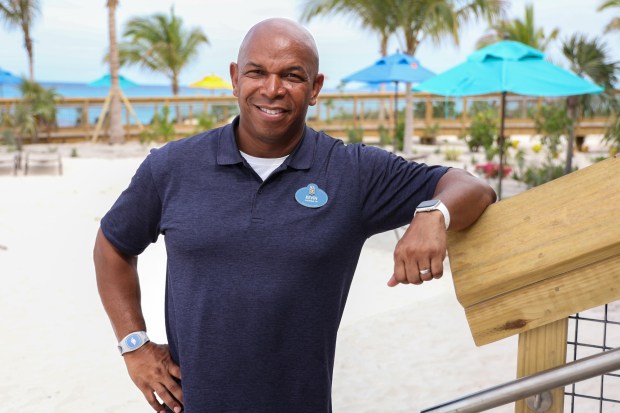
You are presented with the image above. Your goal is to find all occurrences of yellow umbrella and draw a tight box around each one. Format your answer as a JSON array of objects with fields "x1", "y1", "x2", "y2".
[{"x1": 189, "y1": 74, "x2": 233, "y2": 90}]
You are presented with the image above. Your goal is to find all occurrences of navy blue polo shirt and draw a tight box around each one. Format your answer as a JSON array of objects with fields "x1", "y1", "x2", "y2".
[{"x1": 101, "y1": 119, "x2": 449, "y2": 412}]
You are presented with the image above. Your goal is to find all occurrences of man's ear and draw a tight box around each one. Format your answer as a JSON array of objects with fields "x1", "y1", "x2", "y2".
[
  {"x1": 230, "y1": 62, "x2": 239, "y2": 97},
  {"x1": 309, "y1": 73, "x2": 325, "y2": 106}
]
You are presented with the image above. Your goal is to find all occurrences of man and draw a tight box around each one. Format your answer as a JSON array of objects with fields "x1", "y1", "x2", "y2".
[{"x1": 94, "y1": 17, "x2": 496, "y2": 413}]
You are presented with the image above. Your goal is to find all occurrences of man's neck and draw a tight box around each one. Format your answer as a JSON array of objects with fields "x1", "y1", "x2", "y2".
[{"x1": 235, "y1": 128, "x2": 303, "y2": 158}]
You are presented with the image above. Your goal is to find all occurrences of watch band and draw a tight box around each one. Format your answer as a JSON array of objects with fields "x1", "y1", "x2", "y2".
[
  {"x1": 117, "y1": 331, "x2": 150, "y2": 355},
  {"x1": 415, "y1": 200, "x2": 450, "y2": 230}
]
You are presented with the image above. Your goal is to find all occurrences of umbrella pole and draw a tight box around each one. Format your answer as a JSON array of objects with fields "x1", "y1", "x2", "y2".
[
  {"x1": 393, "y1": 81, "x2": 399, "y2": 152},
  {"x1": 498, "y1": 92, "x2": 506, "y2": 200}
]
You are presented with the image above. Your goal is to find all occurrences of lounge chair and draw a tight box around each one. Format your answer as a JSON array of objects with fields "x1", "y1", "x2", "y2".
[{"x1": 24, "y1": 151, "x2": 63, "y2": 175}]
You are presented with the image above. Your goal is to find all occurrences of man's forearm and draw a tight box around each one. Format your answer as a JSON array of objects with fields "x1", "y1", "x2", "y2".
[
  {"x1": 94, "y1": 228, "x2": 146, "y2": 340},
  {"x1": 433, "y1": 168, "x2": 497, "y2": 231}
]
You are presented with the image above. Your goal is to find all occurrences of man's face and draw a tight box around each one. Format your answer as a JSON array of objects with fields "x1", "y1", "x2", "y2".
[{"x1": 230, "y1": 27, "x2": 324, "y2": 152}]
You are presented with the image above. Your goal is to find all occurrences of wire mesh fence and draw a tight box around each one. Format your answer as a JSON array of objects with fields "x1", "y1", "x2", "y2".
[{"x1": 566, "y1": 301, "x2": 620, "y2": 412}]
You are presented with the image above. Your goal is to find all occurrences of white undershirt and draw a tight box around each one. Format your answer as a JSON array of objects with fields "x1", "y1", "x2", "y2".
[{"x1": 239, "y1": 151, "x2": 289, "y2": 181}]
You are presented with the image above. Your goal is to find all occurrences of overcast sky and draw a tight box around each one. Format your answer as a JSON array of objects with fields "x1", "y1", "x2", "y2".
[{"x1": 0, "y1": 0, "x2": 617, "y2": 89}]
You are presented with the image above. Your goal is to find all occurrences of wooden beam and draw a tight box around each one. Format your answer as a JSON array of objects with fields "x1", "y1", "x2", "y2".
[
  {"x1": 447, "y1": 156, "x2": 620, "y2": 345},
  {"x1": 464, "y1": 253, "x2": 620, "y2": 346},
  {"x1": 515, "y1": 319, "x2": 568, "y2": 413}
]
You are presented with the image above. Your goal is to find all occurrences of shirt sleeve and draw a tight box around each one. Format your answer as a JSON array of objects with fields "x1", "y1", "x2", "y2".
[
  {"x1": 355, "y1": 144, "x2": 450, "y2": 236},
  {"x1": 100, "y1": 152, "x2": 164, "y2": 256}
]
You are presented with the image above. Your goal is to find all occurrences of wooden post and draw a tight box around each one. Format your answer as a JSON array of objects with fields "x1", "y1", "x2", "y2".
[{"x1": 515, "y1": 319, "x2": 568, "y2": 413}]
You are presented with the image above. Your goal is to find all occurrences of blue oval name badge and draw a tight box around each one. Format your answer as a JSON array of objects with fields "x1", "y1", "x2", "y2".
[{"x1": 295, "y1": 183, "x2": 328, "y2": 208}]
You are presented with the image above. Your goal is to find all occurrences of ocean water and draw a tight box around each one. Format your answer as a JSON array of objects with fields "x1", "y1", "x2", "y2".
[{"x1": 0, "y1": 80, "x2": 233, "y2": 99}]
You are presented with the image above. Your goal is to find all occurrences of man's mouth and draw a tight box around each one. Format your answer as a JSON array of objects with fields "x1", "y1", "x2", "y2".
[{"x1": 258, "y1": 106, "x2": 285, "y2": 115}]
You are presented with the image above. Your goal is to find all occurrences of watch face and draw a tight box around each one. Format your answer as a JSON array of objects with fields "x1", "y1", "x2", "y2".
[
  {"x1": 125, "y1": 333, "x2": 143, "y2": 350},
  {"x1": 418, "y1": 200, "x2": 439, "y2": 209}
]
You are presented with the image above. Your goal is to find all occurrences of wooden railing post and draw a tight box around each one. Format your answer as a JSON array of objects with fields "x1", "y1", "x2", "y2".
[{"x1": 515, "y1": 319, "x2": 568, "y2": 413}]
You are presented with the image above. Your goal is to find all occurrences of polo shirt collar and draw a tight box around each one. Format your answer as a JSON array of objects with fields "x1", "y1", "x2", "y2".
[{"x1": 216, "y1": 116, "x2": 316, "y2": 170}]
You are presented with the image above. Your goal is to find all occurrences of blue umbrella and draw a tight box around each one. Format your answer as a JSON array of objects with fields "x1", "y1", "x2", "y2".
[
  {"x1": 88, "y1": 74, "x2": 139, "y2": 89},
  {"x1": 414, "y1": 40, "x2": 603, "y2": 198},
  {"x1": 0, "y1": 67, "x2": 22, "y2": 97},
  {"x1": 342, "y1": 53, "x2": 435, "y2": 143}
]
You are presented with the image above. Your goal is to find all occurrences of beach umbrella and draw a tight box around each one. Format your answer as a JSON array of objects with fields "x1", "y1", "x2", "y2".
[
  {"x1": 0, "y1": 67, "x2": 22, "y2": 97},
  {"x1": 414, "y1": 40, "x2": 603, "y2": 198},
  {"x1": 189, "y1": 73, "x2": 233, "y2": 92},
  {"x1": 341, "y1": 53, "x2": 435, "y2": 144},
  {"x1": 88, "y1": 74, "x2": 139, "y2": 89}
]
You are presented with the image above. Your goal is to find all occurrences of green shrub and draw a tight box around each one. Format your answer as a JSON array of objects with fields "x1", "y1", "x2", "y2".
[
  {"x1": 141, "y1": 105, "x2": 176, "y2": 143},
  {"x1": 444, "y1": 148, "x2": 461, "y2": 161},
  {"x1": 346, "y1": 126, "x2": 364, "y2": 144},
  {"x1": 467, "y1": 109, "x2": 497, "y2": 154},
  {"x1": 519, "y1": 163, "x2": 577, "y2": 188}
]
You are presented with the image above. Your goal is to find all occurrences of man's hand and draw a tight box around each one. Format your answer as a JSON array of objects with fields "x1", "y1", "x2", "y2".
[
  {"x1": 388, "y1": 210, "x2": 447, "y2": 286},
  {"x1": 124, "y1": 342, "x2": 183, "y2": 413}
]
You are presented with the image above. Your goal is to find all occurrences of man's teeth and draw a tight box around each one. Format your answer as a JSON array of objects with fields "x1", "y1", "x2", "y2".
[{"x1": 260, "y1": 107, "x2": 283, "y2": 115}]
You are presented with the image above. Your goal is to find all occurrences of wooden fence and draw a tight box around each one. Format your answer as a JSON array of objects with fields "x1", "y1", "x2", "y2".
[{"x1": 0, "y1": 91, "x2": 616, "y2": 144}]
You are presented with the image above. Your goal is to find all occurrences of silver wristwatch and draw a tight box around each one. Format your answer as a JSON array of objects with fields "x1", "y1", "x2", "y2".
[
  {"x1": 118, "y1": 331, "x2": 150, "y2": 355},
  {"x1": 415, "y1": 199, "x2": 450, "y2": 229}
]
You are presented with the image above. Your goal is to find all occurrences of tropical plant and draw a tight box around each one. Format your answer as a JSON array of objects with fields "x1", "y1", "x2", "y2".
[
  {"x1": 106, "y1": 0, "x2": 124, "y2": 144},
  {"x1": 534, "y1": 103, "x2": 571, "y2": 162},
  {"x1": 140, "y1": 105, "x2": 176, "y2": 144},
  {"x1": 300, "y1": 0, "x2": 508, "y2": 155},
  {"x1": 13, "y1": 79, "x2": 60, "y2": 149},
  {"x1": 603, "y1": 113, "x2": 620, "y2": 154},
  {"x1": 346, "y1": 126, "x2": 364, "y2": 143},
  {"x1": 520, "y1": 163, "x2": 573, "y2": 188},
  {"x1": 476, "y1": 4, "x2": 559, "y2": 50},
  {"x1": 192, "y1": 111, "x2": 215, "y2": 135},
  {"x1": 561, "y1": 33, "x2": 619, "y2": 173},
  {"x1": 0, "y1": 0, "x2": 40, "y2": 81},
  {"x1": 467, "y1": 109, "x2": 497, "y2": 156},
  {"x1": 598, "y1": 0, "x2": 620, "y2": 33},
  {"x1": 118, "y1": 7, "x2": 209, "y2": 96}
]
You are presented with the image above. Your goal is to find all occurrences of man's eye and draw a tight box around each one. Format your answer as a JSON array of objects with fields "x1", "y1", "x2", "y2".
[
  {"x1": 245, "y1": 70, "x2": 264, "y2": 77},
  {"x1": 284, "y1": 73, "x2": 304, "y2": 81}
]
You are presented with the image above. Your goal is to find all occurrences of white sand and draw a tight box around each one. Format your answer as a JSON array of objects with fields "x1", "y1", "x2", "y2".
[{"x1": 0, "y1": 140, "x2": 614, "y2": 412}]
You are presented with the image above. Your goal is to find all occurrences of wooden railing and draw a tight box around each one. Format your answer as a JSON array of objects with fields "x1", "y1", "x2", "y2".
[
  {"x1": 0, "y1": 91, "x2": 616, "y2": 144},
  {"x1": 445, "y1": 156, "x2": 620, "y2": 412}
]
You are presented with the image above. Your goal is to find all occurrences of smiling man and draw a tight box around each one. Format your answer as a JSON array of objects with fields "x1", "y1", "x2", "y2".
[{"x1": 94, "y1": 18, "x2": 496, "y2": 413}]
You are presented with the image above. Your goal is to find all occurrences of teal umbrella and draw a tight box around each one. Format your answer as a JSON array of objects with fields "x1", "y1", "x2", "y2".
[
  {"x1": 88, "y1": 74, "x2": 139, "y2": 89},
  {"x1": 414, "y1": 40, "x2": 603, "y2": 198},
  {"x1": 0, "y1": 67, "x2": 22, "y2": 97}
]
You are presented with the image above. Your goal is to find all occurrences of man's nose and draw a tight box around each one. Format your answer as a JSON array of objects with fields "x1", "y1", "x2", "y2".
[{"x1": 262, "y1": 74, "x2": 286, "y2": 98}]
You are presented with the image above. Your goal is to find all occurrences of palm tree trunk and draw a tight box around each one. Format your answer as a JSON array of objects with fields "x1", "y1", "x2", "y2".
[
  {"x1": 107, "y1": 0, "x2": 125, "y2": 144},
  {"x1": 24, "y1": 27, "x2": 34, "y2": 81},
  {"x1": 172, "y1": 77, "x2": 181, "y2": 124},
  {"x1": 565, "y1": 95, "x2": 578, "y2": 175}
]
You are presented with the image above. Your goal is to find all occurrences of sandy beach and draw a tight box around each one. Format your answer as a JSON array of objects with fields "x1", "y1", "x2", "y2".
[{"x1": 0, "y1": 137, "x2": 614, "y2": 412}]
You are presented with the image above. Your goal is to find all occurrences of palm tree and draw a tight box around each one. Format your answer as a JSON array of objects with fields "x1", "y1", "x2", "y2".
[
  {"x1": 476, "y1": 4, "x2": 559, "y2": 51},
  {"x1": 301, "y1": 0, "x2": 396, "y2": 57},
  {"x1": 106, "y1": 0, "x2": 124, "y2": 144},
  {"x1": 301, "y1": 0, "x2": 396, "y2": 144},
  {"x1": 598, "y1": 0, "x2": 620, "y2": 33},
  {"x1": 301, "y1": 0, "x2": 507, "y2": 155},
  {"x1": 14, "y1": 79, "x2": 59, "y2": 150},
  {"x1": 118, "y1": 7, "x2": 209, "y2": 97},
  {"x1": 0, "y1": 0, "x2": 40, "y2": 81},
  {"x1": 562, "y1": 34, "x2": 619, "y2": 172}
]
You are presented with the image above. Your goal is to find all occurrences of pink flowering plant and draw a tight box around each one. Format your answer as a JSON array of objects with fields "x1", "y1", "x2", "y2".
[{"x1": 475, "y1": 162, "x2": 512, "y2": 178}]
